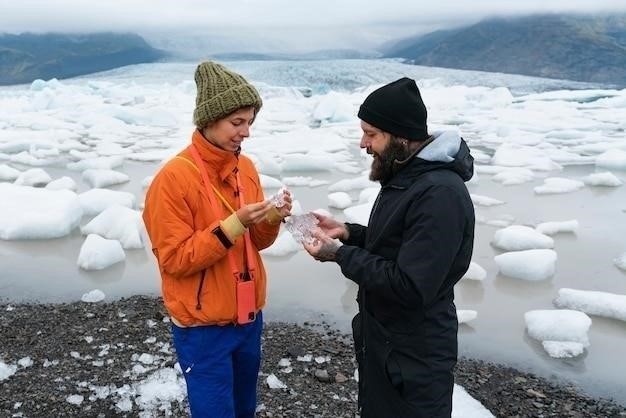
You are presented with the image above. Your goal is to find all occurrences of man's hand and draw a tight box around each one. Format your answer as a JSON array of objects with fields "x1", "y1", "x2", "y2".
[
  {"x1": 311, "y1": 212, "x2": 349, "y2": 241},
  {"x1": 304, "y1": 229, "x2": 342, "y2": 262}
]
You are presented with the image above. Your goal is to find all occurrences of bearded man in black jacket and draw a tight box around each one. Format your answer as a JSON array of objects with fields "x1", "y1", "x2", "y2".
[{"x1": 304, "y1": 77, "x2": 475, "y2": 418}]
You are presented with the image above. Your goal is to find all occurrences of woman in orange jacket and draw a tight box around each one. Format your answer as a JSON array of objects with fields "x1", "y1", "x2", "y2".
[{"x1": 143, "y1": 61, "x2": 291, "y2": 418}]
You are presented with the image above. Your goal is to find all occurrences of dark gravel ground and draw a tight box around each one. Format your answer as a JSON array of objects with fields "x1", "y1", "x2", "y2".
[{"x1": 1, "y1": 296, "x2": 625, "y2": 417}]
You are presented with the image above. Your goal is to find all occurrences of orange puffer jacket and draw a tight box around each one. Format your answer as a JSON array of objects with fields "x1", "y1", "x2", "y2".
[{"x1": 143, "y1": 130, "x2": 280, "y2": 326}]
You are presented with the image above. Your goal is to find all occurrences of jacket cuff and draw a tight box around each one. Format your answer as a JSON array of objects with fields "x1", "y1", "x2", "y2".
[{"x1": 220, "y1": 213, "x2": 246, "y2": 243}]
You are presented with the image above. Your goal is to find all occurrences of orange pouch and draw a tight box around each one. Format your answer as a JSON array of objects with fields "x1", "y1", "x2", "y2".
[{"x1": 237, "y1": 280, "x2": 256, "y2": 325}]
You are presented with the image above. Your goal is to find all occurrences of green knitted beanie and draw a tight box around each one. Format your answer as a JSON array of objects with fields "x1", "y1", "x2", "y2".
[{"x1": 193, "y1": 61, "x2": 263, "y2": 129}]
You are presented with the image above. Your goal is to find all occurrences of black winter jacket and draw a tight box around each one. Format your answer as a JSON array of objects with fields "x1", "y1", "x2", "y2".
[{"x1": 335, "y1": 131, "x2": 475, "y2": 417}]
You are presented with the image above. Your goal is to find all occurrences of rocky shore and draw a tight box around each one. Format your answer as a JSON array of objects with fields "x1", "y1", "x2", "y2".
[{"x1": 1, "y1": 296, "x2": 625, "y2": 417}]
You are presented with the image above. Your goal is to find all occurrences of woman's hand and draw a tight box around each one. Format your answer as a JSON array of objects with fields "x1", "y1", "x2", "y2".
[
  {"x1": 311, "y1": 212, "x2": 349, "y2": 241},
  {"x1": 237, "y1": 201, "x2": 274, "y2": 228}
]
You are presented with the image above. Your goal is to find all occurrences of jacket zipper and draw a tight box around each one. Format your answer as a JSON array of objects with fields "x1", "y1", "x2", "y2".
[{"x1": 195, "y1": 270, "x2": 205, "y2": 310}]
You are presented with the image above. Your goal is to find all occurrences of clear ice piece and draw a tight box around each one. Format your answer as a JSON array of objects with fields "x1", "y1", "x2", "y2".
[
  {"x1": 285, "y1": 213, "x2": 319, "y2": 245},
  {"x1": 268, "y1": 186, "x2": 289, "y2": 208}
]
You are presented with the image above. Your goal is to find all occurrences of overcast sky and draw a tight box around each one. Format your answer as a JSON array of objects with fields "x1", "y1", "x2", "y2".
[{"x1": 2, "y1": 1, "x2": 626, "y2": 52}]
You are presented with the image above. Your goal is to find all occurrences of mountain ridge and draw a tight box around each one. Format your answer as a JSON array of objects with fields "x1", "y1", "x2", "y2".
[
  {"x1": 381, "y1": 14, "x2": 626, "y2": 85},
  {"x1": 0, "y1": 32, "x2": 166, "y2": 86}
]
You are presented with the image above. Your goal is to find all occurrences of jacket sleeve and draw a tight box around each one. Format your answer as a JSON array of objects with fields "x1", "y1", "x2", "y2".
[
  {"x1": 335, "y1": 185, "x2": 467, "y2": 308},
  {"x1": 344, "y1": 223, "x2": 367, "y2": 247},
  {"x1": 142, "y1": 168, "x2": 230, "y2": 278}
]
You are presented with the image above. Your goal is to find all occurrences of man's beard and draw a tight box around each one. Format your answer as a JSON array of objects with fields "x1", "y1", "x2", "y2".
[{"x1": 369, "y1": 137, "x2": 411, "y2": 183}]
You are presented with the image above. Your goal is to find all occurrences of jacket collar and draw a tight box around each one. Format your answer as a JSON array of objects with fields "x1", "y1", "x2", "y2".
[{"x1": 191, "y1": 129, "x2": 239, "y2": 182}]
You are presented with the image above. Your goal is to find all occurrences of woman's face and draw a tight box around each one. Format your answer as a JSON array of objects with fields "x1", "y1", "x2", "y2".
[{"x1": 203, "y1": 107, "x2": 256, "y2": 152}]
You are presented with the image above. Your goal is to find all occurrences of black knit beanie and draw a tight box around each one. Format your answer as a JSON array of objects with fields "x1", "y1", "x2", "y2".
[{"x1": 357, "y1": 77, "x2": 428, "y2": 141}]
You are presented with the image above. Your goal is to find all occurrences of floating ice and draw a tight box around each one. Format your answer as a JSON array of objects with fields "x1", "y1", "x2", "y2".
[
  {"x1": 470, "y1": 194, "x2": 505, "y2": 207},
  {"x1": 77, "y1": 234, "x2": 126, "y2": 270},
  {"x1": 328, "y1": 176, "x2": 377, "y2": 192},
  {"x1": 78, "y1": 188, "x2": 136, "y2": 216},
  {"x1": 67, "y1": 156, "x2": 124, "y2": 171},
  {"x1": 282, "y1": 176, "x2": 329, "y2": 187},
  {"x1": 81, "y1": 205, "x2": 144, "y2": 249},
  {"x1": 260, "y1": 174, "x2": 283, "y2": 189},
  {"x1": 457, "y1": 310, "x2": 477, "y2": 324},
  {"x1": 554, "y1": 288, "x2": 626, "y2": 322},
  {"x1": 261, "y1": 231, "x2": 300, "y2": 256},
  {"x1": 0, "y1": 184, "x2": 83, "y2": 240},
  {"x1": 45, "y1": 176, "x2": 77, "y2": 191},
  {"x1": 0, "y1": 164, "x2": 20, "y2": 181},
  {"x1": 344, "y1": 202, "x2": 373, "y2": 225},
  {"x1": 13, "y1": 168, "x2": 52, "y2": 187},
  {"x1": 328, "y1": 192, "x2": 352, "y2": 209},
  {"x1": 535, "y1": 220, "x2": 578, "y2": 235},
  {"x1": 595, "y1": 149, "x2": 626, "y2": 170},
  {"x1": 491, "y1": 225, "x2": 554, "y2": 251},
  {"x1": 82, "y1": 169, "x2": 130, "y2": 188},
  {"x1": 583, "y1": 172, "x2": 623, "y2": 187},
  {"x1": 542, "y1": 341, "x2": 585, "y2": 358},
  {"x1": 461, "y1": 262, "x2": 487, "y2": 281},
  {"x1": 534, "y1": 177, "x2": 585, "y2": 194},
  {"x1": 525, "y1": 309, "x2": 591, "y2": 346},
  {"x1": 491, "y1": 168, "x2": 535, "y2": 185},
  {"x1": 495, "y1": 249, "x2": 557, "y2": 281}
]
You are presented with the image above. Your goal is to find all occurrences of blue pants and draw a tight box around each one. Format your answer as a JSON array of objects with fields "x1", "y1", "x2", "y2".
[{"x1": 171, "y1": 313, "x2": 263, "y2": 418}]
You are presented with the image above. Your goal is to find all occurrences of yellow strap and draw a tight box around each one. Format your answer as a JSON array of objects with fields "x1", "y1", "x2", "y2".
[{"x1": 174, "y1": 156, "x2": 236, "y2": 214}]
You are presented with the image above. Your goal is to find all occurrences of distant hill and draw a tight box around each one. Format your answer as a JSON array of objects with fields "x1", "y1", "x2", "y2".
[
  {"x1": 0, "y1": 32, "x2": 166, "y2": 85},
  {"x1": 382, "y1": 14, "x2": 626, "y2": 85}
]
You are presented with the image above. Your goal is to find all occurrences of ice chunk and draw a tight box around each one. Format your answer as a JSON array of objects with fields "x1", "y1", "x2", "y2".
[
  {"x1": 595, "y1": 149, "x2": 626, "y2": 170},
  {"x1": 77, "y1": 234, "x2": 125, "y2": 270},
  {"x1": 534, "y1": 177, "x2": 584, "y2": 194},
  {"x1": 82, "y1": 169, "x2": 130, "y2": 188},
  {"x1": 492, "y1": 225, "x2": 554, "y2": 251},
  {"x1": 261, "y1": 231, "x2": 300, "y2": 256},
  {"x1": 328, "y1": 192, "x2": 352, "y2": 209},
  {"x1": 542, "y1": 341, "x2": 584, "y2": 358},
  {"x1": 284, "y1": 213, "x2": 319, "y2": 245},
  {"x1": 81, "y1": 289, "x2": 105, "y2": 303},
  {"x1": 457, "y1": 310, "x2": 477, "y2": 324},
  {"x1": 45, "y1": 176, "x2": 77, "y2": 191},
  {"x1": 470, "y1": 194, "x2": 505, "y2": 207},
  {"x1": 495, "y1": 249, "x2": 557, "y2": 281},
  {"x1": 81, "y1": 205, "x2": 144, "y2": 249},
  {"x1": 461, "y1": 262, "x2": 486, "y2": 281},
  {"x1": 525, "y1": 309, "x2": 591, "y2": 346},
  {"x1": 554, "y1": 288, "x2": 626, "y2": 322},
  {"x1": 266, "y1": 373, "x2": 287, "y2": 389},
  {"x1": 268, "y1": 186, "x2": 289, "y2": 208},
  {"x1": 583, "y1": 172, "x2": 623, "y2": 187},
  {"x1": 535, "y1": 220, "x2": 578, "y2": 235},
  {"x1": 13, "y1": 168, "x2": 52, "y2": 187}
]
